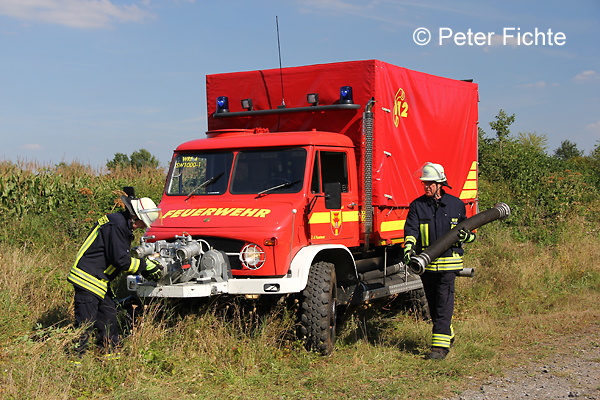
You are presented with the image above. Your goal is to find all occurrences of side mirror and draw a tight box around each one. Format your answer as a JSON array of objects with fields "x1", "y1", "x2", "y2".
[{"x1": 324, "y1": 182, "x2": 342, "y2": 210}]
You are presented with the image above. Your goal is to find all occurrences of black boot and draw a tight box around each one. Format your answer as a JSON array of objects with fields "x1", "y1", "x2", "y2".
[{"x1": 428, "y1": 347, "x2": 449, "y2": 360}]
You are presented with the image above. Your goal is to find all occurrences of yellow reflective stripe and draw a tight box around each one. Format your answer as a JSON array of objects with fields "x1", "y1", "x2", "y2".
[
  {"x1": 128, "y1": 258, "x2": 141, "y2": 274},
  {"x1": 69, "y1": 266, "x2": 108, "y2": 290},
  {"x1": 432, "y1": 254, "x2": 464, "y2": 265},
  {"x1": 309, "y1": 212, "x2": 330, "y2": 224},
  {"x1": 69, "y1": 217, "x2": 111, "y2": 298},
  {"x1": 309, "y1": 211, "x2": 359, "y2": 224},
  {"x1": 342, "y1": 211, "x2": 359, "y2": 222},
  {"x1": 419, "y1": 223, "x2": 429, "y2": 247},
  {"x1": 426, "y1": 266, "x2": 463, "y2": 272},
  {"x1": 432, "y1": 334, "x2": 452, "y2": 348},
  {"x1": 426, "y1": 252, "x2": 464, "y2": 271},
  {"x1": 105, "y1": 258, "x2": 139, "y2": 275},
  {"x1": 67, "y1": 266, "x2": 108, "y2": 297},
  {"x1": 426, "y1": 264, "x2": 462, "y2": 270},
  {"x1": 459, "y1": 190, "x2": 477, "y2": 199},
  {"x1": 463, "y1": 180, "x2": 477, "y2": 190},
  {"x1": 460, "y1": 162, "x2": 478, "y2": 199},
  {"x1": 405, "y1": 236, "x2": 417, "y2": 246},
  {"x1": 427, "y1": 263, "x2": 463, "y2": 272},
  {"x1": 380, "y1": 219, "x2": 405, "y2": 232},
  {"x1": 72, "y1": 223, "x2": 102, "y2": 271},
  {"x1": 68, "y1": 274, "x2": 106, "y2": 298}
]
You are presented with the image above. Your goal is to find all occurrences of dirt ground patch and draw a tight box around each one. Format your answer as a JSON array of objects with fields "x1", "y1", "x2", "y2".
[{"x1": 444, "y1": 327, "x2": 600, "y2": 399}]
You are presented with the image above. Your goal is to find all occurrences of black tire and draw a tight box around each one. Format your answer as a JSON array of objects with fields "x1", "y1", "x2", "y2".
[
  {"x1": 299, "y1": 261, "x2": 337, "y2": 355},
  {"x1": 407, "y1": 288, "x2": 431, "y2": 321}
]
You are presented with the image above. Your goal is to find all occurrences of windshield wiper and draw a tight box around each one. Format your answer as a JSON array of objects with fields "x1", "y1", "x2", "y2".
[
  {"x1": 185, "y1": 172, "x2": 225, "y2": 201},
  {"x1": 257, "y1": 180, "x2": 302, "y2": 197}
]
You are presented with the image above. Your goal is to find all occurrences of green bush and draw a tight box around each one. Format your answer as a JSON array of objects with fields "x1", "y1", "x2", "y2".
[{"x1": 478, "y1": 111, "x2": 600, "y2": 244}]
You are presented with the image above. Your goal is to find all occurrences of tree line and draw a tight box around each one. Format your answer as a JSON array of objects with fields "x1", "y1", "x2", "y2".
[{"x1": 478, "y1": 109, "x2": 600, "y2": 244}]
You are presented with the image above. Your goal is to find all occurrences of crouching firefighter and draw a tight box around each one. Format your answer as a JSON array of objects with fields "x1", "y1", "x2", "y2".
[
  {"x1": 403, "y1": 163, "x2": 476, "y2": 360},
  {"x1": 67, "y1": 187, "x2": 162, "y2": 357}
]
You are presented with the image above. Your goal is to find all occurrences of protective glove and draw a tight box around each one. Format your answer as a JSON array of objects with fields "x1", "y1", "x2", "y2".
[
  {"x1": 457, "y1": 228, "x2": 476, "y2": 244},
  {"x1": 403, "y1": 243, "x2": 416, "y2": 265},
  {"x1": 142, "y1": 259, "x2": 163, "y2": 282}
]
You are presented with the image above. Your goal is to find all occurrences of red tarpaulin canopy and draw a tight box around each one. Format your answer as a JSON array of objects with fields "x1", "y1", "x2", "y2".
[{"x1": 206, "y1": 60, "x2": 478, "y2": 208}]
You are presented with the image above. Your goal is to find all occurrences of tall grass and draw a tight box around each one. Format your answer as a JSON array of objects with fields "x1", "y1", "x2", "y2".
[
  {"x1": 458, "y1": 217, "x2": 600, "y2": 320},
  {"x1": 1, "y1": 161, "x2": 600, "y2": 399}
]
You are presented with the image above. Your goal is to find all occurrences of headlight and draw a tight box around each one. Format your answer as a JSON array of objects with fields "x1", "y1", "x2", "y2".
[{"x1": 240, "y1": 243, "x2": 265, "y2": 270}]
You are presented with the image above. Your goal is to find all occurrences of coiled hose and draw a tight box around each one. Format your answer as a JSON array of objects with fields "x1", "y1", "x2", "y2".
[{"x1": 409, "y1": 203, "x2": 511, "y2": 275}]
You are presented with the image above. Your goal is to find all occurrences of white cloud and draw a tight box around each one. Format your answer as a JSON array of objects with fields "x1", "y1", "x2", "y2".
[
  {"x1": 483, "y1": 34, "x2": 518, "y2": 52},
  {"x1": 20, "y1": 144, "x2": 43, "y2": 150},
  {"x1": 519, "y1": 81, "x2": 547, "y2": 89},
  {"x1": 574, "y1": 70, "x2": 599, "y2": 83},
  {"x1": 585, "y1": 121, "x2": 600, "y2": 132},
  {"x1": 0, "y1": 0, "x2": 155, "y2": 29},
  {"x1": 487, "y1": 34, "x2": 519, "y2": 47}
]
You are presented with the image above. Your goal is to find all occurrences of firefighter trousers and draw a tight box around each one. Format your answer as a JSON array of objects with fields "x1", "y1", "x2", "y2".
[
  {"x1": 421, "y1": 271, "x2": 455, "y2": 349},
  {"x1": 74, "y1": 288, "x2": 119, "y2": 356}
]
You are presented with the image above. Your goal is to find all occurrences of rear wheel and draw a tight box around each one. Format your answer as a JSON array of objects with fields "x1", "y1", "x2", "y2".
[
  {"x1": 299, "y1": 261, "x2": 337, "y2": 355},
  {"x1": 407, "y1": 288, "x2": 430, "y2": 321}
]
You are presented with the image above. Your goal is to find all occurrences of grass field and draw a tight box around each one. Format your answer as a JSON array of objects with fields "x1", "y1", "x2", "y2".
[{"x1": 1, "y1": 160, "x2": 600, "y2": 399}]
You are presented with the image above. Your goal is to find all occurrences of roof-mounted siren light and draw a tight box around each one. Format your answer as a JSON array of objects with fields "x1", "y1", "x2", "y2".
[
  {"x1": 339, "y1": 86, "x2": 353, "y2": 104},
  {"x1": 216, "y1": 96, "x2": 230, "y2": 113},
  {"x1": 241, "y1": 98, "x2": 253, "y2": 111},
  {"x1": 307, "y1": 93, "x2": 319, "y2": 106}
]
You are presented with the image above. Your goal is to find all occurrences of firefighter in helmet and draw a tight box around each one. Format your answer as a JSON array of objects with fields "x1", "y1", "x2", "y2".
[
  {"x1": 403, "y1": 163, "x2": 476, "y2": 360},
  {"x1": 67, "y1": 187, "x2": 162, "y2": 357}
]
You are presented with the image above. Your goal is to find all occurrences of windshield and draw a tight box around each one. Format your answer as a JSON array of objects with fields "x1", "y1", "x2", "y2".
[
  {"x1": 230, "y1": 148, "x2": 306, "y2": 194},
  {"x1": 166, "y1": 152, "x2": 233, "y2": 196}
]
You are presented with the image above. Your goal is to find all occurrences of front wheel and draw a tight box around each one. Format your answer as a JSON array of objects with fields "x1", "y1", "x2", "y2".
[{"x1": 299, "y1": 261, "x2": 337, "y2": 355}]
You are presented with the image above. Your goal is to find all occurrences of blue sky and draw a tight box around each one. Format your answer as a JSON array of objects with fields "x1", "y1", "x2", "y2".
[{"x1": 1, "y1": 0, "x2": 599, "y2": 168}]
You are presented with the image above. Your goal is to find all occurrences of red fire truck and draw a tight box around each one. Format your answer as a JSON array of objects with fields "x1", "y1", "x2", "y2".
[{"x1": 127, "y1": 60, "x2": 479, "y2": 354}]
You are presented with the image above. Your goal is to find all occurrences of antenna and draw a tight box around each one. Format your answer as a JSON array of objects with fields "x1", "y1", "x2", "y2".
[{"x1": 276, "y1": 16, "x2": 285, "y2": 108}]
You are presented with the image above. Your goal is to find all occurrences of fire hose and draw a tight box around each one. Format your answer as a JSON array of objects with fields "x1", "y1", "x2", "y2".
[{"x1": 408, "y1": 202, "x2": 511, "y2": 275}]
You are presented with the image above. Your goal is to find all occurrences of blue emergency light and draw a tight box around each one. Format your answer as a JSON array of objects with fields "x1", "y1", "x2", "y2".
[
  {"x1": 339, "y1": 86, "x2": 353, "y2": 104},
  {"x1": 216, "y1": 96, "x2": 230, "y2": 113}
]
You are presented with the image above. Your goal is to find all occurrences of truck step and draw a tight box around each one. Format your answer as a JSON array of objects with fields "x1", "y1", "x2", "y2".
[{"x1": 355, "y1": 272, "x2": 423, "y2": 303}]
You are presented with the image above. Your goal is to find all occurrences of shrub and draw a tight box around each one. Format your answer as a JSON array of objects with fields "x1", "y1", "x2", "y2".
[{"x1": 478, "y1": 112, "x2": 600, "y2": 244}]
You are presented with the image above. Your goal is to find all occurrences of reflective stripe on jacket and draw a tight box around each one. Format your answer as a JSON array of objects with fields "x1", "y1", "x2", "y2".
[
  {"x1": 404, "y1": 190, "x2": 467, "y2": 272},
  {"x1": 68, "y1": 211, "x2": 145, "y2": 299}
]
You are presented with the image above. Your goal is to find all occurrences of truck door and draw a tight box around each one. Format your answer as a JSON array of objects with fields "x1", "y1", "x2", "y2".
[{"x1": 307, "y1": 149, "x2": 359, "y2": 245}]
